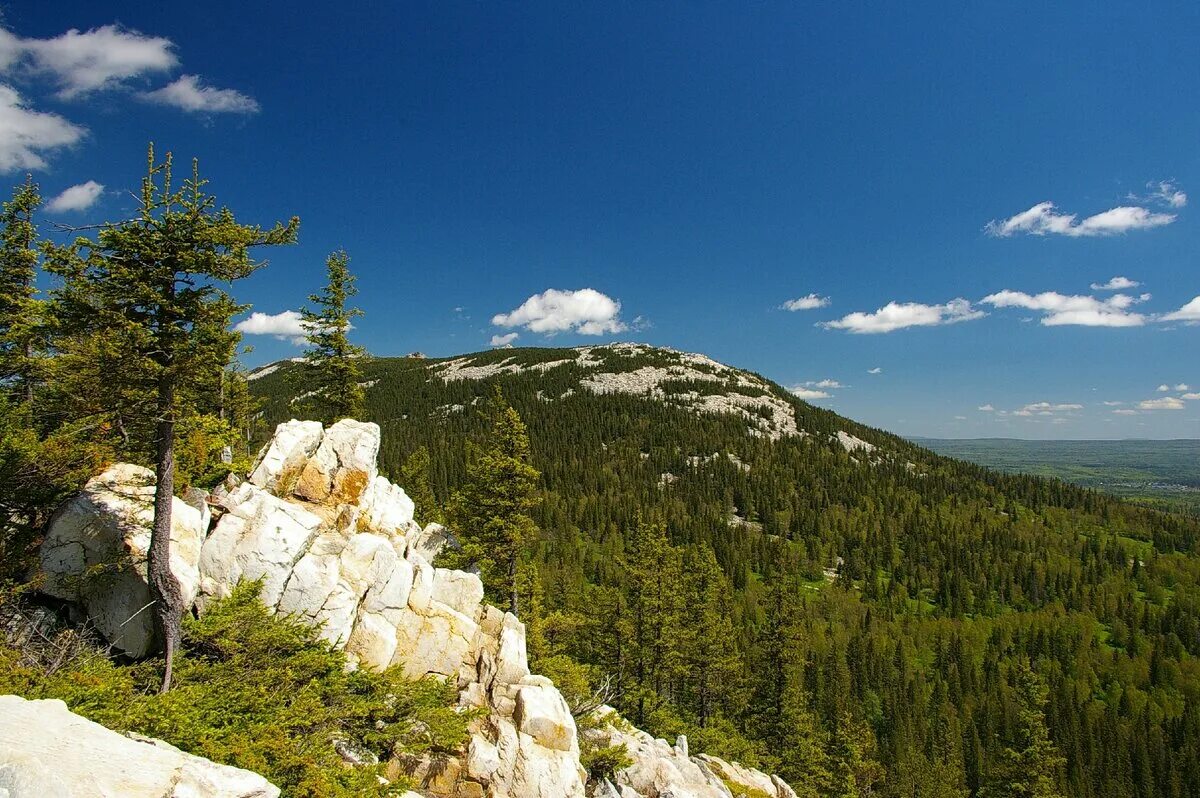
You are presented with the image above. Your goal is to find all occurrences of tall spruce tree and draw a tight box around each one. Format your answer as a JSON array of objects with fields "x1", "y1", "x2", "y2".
[
  {"x1": 400, "y1": 445, "x2": 443, "y2": 524},
  {"x1": 45, "y1": 147, "x2": 297, "y2": 690},
  {"x1": 297, "y1": 249, "x2": 364, "y2": 423},
  {"x1": 0, "y1": 177, "x2": 42, "y2": 404},
  {"x1": 447, "y1": 386, "x2": 540, "y2": 614},
  {"x1": 981, "y1": 664, "x2": 1066, "y2": 798}
]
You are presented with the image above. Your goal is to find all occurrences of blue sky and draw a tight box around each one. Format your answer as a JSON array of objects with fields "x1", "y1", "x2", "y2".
[{"x1": 4, "y1": 1, "x2": 1198, "y2": 439}]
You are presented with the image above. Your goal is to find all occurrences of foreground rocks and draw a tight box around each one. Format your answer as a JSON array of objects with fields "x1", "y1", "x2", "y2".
[
  {"x1": 28, "y1": 418, "x2": 797, "y2": 798},
  {"x1": 0, "y1": 695, "x2": 278, "y2": 798}
]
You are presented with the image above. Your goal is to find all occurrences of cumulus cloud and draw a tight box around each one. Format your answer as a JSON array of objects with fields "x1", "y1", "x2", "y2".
[
  {"x1": 1157, "y1": 383, "x2": 1189, "y2": 392},
  {"x1": 45, "y1": 180, "x2": 104, "y2": 212},
  {"x1": 1, "y1": 24, "x2": 177, "y2": 98},
  {"x1": 490, "y1": 332, "x2": 519, "y2": 347},
  {"x1": 1102, "y1": 401, "x2": 1124, "y2": 406},
  {"x1": 234, "y1": 310, "x2": 308, "y2": 344},
  {"x1": 1182, "y1": 393, "x2": 1200, "y2": 401},
  {"x1": 492, "y1": 288, "x2": 627, "y2": 336},
  {"x1": 981, "y1": 290, "x2": 1149, "y2": 327},
  {"x1": 1138, "y1": 396, "x2": 1186, "y2": 411},
  {"x1": 803, "y1": 379, "x2": 844, "y2": 389},
  {"x1": 820, "y1": 298, "x2": 983, "y2": 334},
  {"x1": 0, "y1": 84, "x2": 85, "y2": 172},
  {"x1": 1113, "y1": 408, "x2": 1138, "y2": 415},
  {"x1": 1161, "y1": 296, "x2": 1200, "y2": 323},
  {"x1": 985, "y1": 200, "x2": 1176, "y2": 237},
  {"x1": 141, "y1": 74, "x2": 259, "y2": 114},
  {"x1": 977, "y1": 404, "x2": 995, "y2": 412},
  {"x1": 790, "y1": 387, "x2": 831, "y2": 400},
  {"x1": 868, "y1": 367, "x2": 882, "y2": 374},
  {"x1": 1090, "y1": 276, "x2": 1139, "y2": 291},
  {"x1": 1011, "y1": 402, "x2": 1083, "y2": 417},
  {"x1": 781, "y1": 293, "x2": 830, "y2": 311}
]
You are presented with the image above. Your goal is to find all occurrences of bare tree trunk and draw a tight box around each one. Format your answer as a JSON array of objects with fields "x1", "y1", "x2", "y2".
[{"x1": 150, "y1": 373, "x2": 183, "y2": 693}]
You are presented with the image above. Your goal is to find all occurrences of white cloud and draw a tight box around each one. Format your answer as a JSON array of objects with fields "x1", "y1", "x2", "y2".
[
  {"x1": 978, "y1": 404, "x2": 995, "y2": 412},
  {"x1": 1011, "y1": 401, "x2": 1083, "y2": 417},
  {"x1": 1135, "y1": 180, "x2": 1188, "y2": 209},
  {"x1": 1161, "y1": 296, "x2": 1200, "y2": 323},
  {"x1": 1137, "y1": 397, "x2": 1185, "y2": 411},
  {"x1": 0, "y1": 84, "x2": 85, "y2": 172},
  {"x1": 1090, "y1": 276, "x2": 1139, "y2": 291},
  {"x1": 1113, "y1": 408, "x2": 1138, "y2": 415},
  {"x1": 7, "y1": 25, "x2": 177, "y2": 98},
  {"x1": 1156, "y1": 384, "x2": 1170, "y2": 392},
  {"x1": 45, "y1": 179, "x2": 104, "y2": 212},
  {"x1": 1102, "y1": 401, "x2": 1124, "y2": 406},
  {"x1": 1157, "y1": 383, "x2": 1189, "y2": 392},
  {"x1": 804, "y1": 379, "x2": 844, "y2": 389},
  {"x1": 1182, "y1": 393, "x2": 1200, "y2": 401},
  {"x1": 790, "y1": 387, "x2": 831, "y2": 400},
  {"x1": 141, "y1": 74, "x2": 259, "y2": 114},
  {"x1": 868, "y1": 367, "x2": 882, "y2": 374},
  {"x1": 490, "y1": 332, "x2": 519, "y2": 347},
  {"x1": 819, "y1": 298, "x2": 983, "y2": 334},
  {"x1": 234, "y1": 310, "x2": 308, "y2": 344},
  {"x1": 985, "y1": 200, "x2": 1176, "y2": 237},
  {"x1": 781, "y1": 293, "x2": 830, "y2": 311},
  {"x1": 954, "y1": 415, "x2": 967, "y2": 420},
  {"x1": 492, "y1": 288, "x2": 627, "y2": 336},
  {"x1": 981, "y1": 290, "x2": 1149, "y2": 327}
]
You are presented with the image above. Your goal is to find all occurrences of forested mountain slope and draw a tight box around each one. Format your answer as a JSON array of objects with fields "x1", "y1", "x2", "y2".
[{"x1": 251, "y1": 343, "x2": 1200, "y2": 798}]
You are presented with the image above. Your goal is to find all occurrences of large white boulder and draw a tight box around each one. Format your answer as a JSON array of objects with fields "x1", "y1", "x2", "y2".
[
  {"x1": 514, "y1": 676, "x2": 578, "y2": 753},
  {"x1": 247, "y1": 419, "x2": 322, "y2": 492},
  {"x1": 198, "y1": 482, "x2": 323, "y2": 608},
  {"x1": 359, "y1": 474, "x2": 415, "y2": 533},
  {"x1": 39, "y1": 464, "x2": 205, "y2": 658},
  {"x1": 0, "y1": 695, "x2": 279, "y2": 798},
  {"x1": 292, "y1": 419, "x2": 380, "y2": 505}
]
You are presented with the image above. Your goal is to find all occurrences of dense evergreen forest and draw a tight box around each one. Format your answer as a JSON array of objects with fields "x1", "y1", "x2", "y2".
[{"x1": 248, "y1": 346, "x2": 1200, "y2": 798}]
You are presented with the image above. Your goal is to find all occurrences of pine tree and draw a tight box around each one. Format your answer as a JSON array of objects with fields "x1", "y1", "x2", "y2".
[
  {"x1": 446, "y1": 386, "x2": 540, "y2": 614},
  {"x1": 297, "y1": 249, "x2": 364, "y2": 423},
  {"x1": 0, "y1": 177, "x2": 42, "y2": 404},
  {"x1": 681, "y1": 544, "x2": 743, "y2": 727},
  {"x1": 45, "y1": 146, "x2": 297, "y2": 690}
]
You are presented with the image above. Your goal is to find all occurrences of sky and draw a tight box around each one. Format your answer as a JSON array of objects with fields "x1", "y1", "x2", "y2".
[{"x1": 3, "y1": 1, "x2": 1198, "y2": 440}]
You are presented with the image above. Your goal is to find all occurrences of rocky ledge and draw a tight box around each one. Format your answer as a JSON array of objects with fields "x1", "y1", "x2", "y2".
[{"x1": 11, "y1": 418, "x2": 798, "y2": 798}]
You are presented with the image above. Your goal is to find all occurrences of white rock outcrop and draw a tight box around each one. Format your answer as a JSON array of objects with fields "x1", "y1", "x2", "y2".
[
  {"x1": 0, "y1": 695, "x2": 279, "y2": 798},
  {"x1": 34, "y1": 417, "x2": 797, "y2": 798},
  {"x1": 39, "y1": 464, "x2": 206, "y2": 658}
]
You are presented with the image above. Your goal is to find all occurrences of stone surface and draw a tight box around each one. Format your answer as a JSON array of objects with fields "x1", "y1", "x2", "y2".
[
  {"x1": 292, "y1": 419, "x2": 380, "y2": 504},
  {"x1": 0, "y1": 695, "x2": 279, "y2": 798},
  {"x1": 248, "y1": 419, "x2": 322, "y2": 492},
  {"x1": 514, "y1": 679, "x2": 578, "y2": 752},
  {"x1": 39, "y1": 464, "x2": 205, "y2": 658}
]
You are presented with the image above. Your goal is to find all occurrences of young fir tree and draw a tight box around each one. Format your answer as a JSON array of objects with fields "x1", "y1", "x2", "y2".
[
  {"x1": 400, "y1": 445, "x2": 444, "y2": 524},
  {"x1": 45, "y1": 147, "x2": 297, "y2": 691},
  {"x1": 0, "y1": 177, "x2": 42, "y2": 404},
  {"x1": 446, "y1": 386, "x2": 540, "y2": 614},
  {"x1": 681, "y1": 544, "x2": 743, "y2": 727},
  {"x1": 297, "y1": 249, "x2": 364, "y2": 423},
  {"x1": 981, "y1": 664, "x2": 1066, "y2": 798}
]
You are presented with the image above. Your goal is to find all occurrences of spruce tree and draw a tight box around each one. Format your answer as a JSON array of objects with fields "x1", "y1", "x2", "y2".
[
  {"x1": 45, "y1": 146, "x2": 297, "y2": 690},
  {"x1": 981, "y1": 664, "x2": 1066, "y2": 798},
  {"x1": 400, "y1": 445, "x2": 443, "y2": 524},
  {"x1": 0, "y1": 177, "x2": 42, "y2": 404},
  {"x1": 297, "y1": 249, "x2": 364, "y2": 423},
  {"x1": 446, "y1": 386, "x2": 540, "y2": 614}
]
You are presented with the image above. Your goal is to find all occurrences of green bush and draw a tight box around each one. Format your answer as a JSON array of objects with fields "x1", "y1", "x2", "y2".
[{"x1": 0, "y1": 582, "x2": 475, "y2": 797}]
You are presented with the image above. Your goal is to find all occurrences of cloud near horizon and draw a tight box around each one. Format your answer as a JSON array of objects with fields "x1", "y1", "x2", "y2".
[
  {"x1": 819, "y1": 298, "x2": 983, "y2": 334},
  {"x1": 490, "y1": 332, "x2": 519, "y2": 347},
  {"x1": 985, "y1": 200, "x2": 1177, "y2": 237},
  {"x1": 1138, "y1": 396, "x2": 1186, "y2": 411},
  {"x1": 790, "y1": 386, "x2": 831, "y2": 400},
  {"x1": 1161, "y1": 296, "x2": 1200, "y2": 323},
  {"x1": 492, "y1": 288, "x2": 628, "y2": 336},
  {"x1": 45, "y1": 180, "x2": 104, "y2": 212}
]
